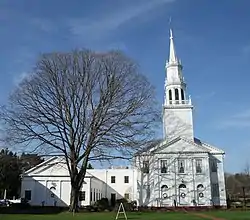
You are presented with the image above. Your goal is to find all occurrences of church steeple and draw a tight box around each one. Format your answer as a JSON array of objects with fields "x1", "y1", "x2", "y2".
[
  {"x1": 163, "y1": 28, "x2": 194, "y2": 141},
  {"x1": 169, "y1": 29, "x2": 178, "y2": 64},
  {"x1": 165, "y1": 29, "x2": 184, "y2": 87}
]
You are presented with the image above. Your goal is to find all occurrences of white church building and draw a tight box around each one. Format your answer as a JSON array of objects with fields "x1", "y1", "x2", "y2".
[{"x1": 21, "y1": 29, "x2": 227, "y2": 208}]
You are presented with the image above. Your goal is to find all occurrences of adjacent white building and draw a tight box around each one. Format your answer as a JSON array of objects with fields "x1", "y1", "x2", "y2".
[
  {"x1": 21, "y1": 156, "x2": 138, "y2": 207},
  {"x1": 21, "y1": 29, "x2": 227, "y2": 208}
]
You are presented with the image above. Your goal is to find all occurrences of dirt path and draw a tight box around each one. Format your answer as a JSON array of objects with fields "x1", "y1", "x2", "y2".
[{"x1": 191, "y1": 212, "x2": 226, "y2": 220}]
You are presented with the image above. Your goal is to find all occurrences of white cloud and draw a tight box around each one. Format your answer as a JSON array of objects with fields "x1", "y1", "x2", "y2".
[
  {"x1": 242, "y1": 44, "x2": 250, "y2": 56},
  {"x1": 0, "y1": 6, "x2": 56, "y2": 33},
  {"x1": 13, "y1": 72, "x2": 30, "y2": 86},
  {"x1": 217, "y1": 109, "x2": 250, "y2": 129},
  {"x1": 67, "y1": 0, "x2": 175, "y2": 41},
  {"x1": 231, "y1": 109, "x2": 250, "y2": 119},
  {"x1": 194, "y1": 91, "x2": 216, "y2": 100},
  {"x1": 218, "y1": 120, "x2": 250, "y2": 129},
  {"x1": 30, "y1": 18, "x2": 56, "y2": 33}
]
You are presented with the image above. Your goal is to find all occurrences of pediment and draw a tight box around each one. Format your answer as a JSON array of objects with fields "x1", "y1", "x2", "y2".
[
  {"x1": 24, "y1": 157, "x2": 69, "y2": 176},
  {"x1": 24, "y1": 156, "x2": 92, "y2": 177},
  {"x1": 152, "y1": 138, "x2": 209, "y2": 154},
  {"x1": 194, "y1": 138, "x2": 225, "y2": 154}
]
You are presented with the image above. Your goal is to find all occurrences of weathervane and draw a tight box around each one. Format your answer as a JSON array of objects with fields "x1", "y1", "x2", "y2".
[
  {"x1": 169, "y1": 16, "x2": 173, "y2": 38},
  {"x1": 169, "y1": 16, "x2": 172, "y2": 26},
  {"x1": 169, "y1": 16, "x2": 173, "y2": 39}
]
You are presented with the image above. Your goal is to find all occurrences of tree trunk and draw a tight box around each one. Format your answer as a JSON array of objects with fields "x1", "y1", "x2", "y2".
[{"x1": 69, "y1": 184, "x2": 80, "y2": 212}]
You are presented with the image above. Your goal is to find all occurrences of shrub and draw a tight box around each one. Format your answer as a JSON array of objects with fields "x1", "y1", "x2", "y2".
[
  {"x1": 114, "y1": 198, "x2": 136, "y2": 211},
  {"x1": 95, "y1": 198, "x2": 110, "y2": 211}
]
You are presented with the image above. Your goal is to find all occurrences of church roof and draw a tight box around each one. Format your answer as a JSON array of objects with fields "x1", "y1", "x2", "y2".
[
  {"x1": 194, "y1": 137, "x2": 225, "y2": 154},
  {"x1": 135, "y1": 136, "x2": 225, "y2": 155},
  {"x1": 23, "y1": 156, "x2": 94, "y2": 177},
  {"x1": 134, "y1": 139, "x2": 163, "y2": 156}
]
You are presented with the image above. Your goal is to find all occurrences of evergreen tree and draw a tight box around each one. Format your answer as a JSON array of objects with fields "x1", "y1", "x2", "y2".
[
  {"x1": 0, "y1": 149, "x2": 44, "y2": 199},
  {"x1": 87, "y1": 163, "x2": 94, "y2": 169}
]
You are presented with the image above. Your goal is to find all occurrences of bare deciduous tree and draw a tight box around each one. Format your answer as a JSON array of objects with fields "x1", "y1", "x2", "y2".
[
  {"x1": 243, "y1": 161, "x2": 250, "y2": 176},
  {"x1": 0, "y1": 50, "x2": 160, "y2": 211}
]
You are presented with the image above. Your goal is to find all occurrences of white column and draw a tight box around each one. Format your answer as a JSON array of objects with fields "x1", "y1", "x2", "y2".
[
  {"x1": 59, "y1": 180, "x2": 62, "y2": 199},
  {"x1": 183, "y1": 88, "x2": 186, "y2": 101},
  {"x1": 166, "y1": 88, "x2": 169, "y2": 105},
  {"x1": 191, "y1": 158, "x2": 196, "y2": 205},
  {"x1": 178, "y1": 88, "x2": 181, "y2": 104},
  {"x1": 45, "y1": 180, "x2": 48, "y2": 205},
  {"x1": 172, "y1": 88, "x2": 175, "y2": 104}
]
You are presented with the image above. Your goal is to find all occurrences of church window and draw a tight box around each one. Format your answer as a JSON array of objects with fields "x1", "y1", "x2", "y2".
[
  {"x1": 197, "y1": 184, "x2": 204, "y2": 190},
  {"x1": 160, "y1": 160, "x2": 168, "y2": 173},
  {"x1": 175, "y1": 88, "x2": 179, "y2": 100},
  {"x1": 212, "y1": 183, "x2": 219, "y2": 197},
  {"x1": 179, "y1": 184, "x2": 186, "y2": 189},
  {"x1": 90, "y1": 189, "x2": 92, "y2": 201},
  {"x1": 79, "y1": 191, "x2": 86, "y2": 201},
  {"x1": 181, "y1": 89, "x2": 185, "y2": 100},
  {"x1": 146, "y1": 185, "x2": 150, "y2": 198},
  {"x1": 161, "y1": 185, "x2": 168, "y2": 191},
  {"x1": 196, "y1": 159, "x2": 202, "y2": 173},
  {"x1": 124, "y1": 176, "x2": 129, "y2": 183},
  {"x1": 161, "y1": 185, "x2": 168, "y2": 198},
  {"x1": 142, "y1": 161, "x2": 149, "y2": 173},
  {"x1": 111, "y1": 176, "x2": 116, "y2": 183},
  {"x1": 169, "y1": 90, "x2": 172, "y2": 100},
  {"x1": 24, "y1": 190, "x2": 31, "y2": 201},
  {"x1": 211, "y1": 159, "x2": 217, "y2": 172},
  {"x1": 178, "y1": 159, "x2": 185, "y2": 173},
  {"x1": 94, "y1": 189, "x2": 96, "y2": 201}
]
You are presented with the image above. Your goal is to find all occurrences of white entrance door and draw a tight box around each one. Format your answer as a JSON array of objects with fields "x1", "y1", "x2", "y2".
[
  {"x1": 178, "y1": 184, "x2": 188, "y2": 205},
  {"x1": 161, "y1": 185, "x2": 171, "y2": 206},
  {"x1": 46, "y1": 181, "x2": 59, "y2": 206},
  {"x1": 197, "y1": 184, "x2": 205, "y2": 205}
]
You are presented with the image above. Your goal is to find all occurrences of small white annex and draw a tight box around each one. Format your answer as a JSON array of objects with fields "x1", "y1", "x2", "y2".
[
  {"x1": 21, "y1": 29, "x2": 227, "y2": 208},
  {"x1": 21, "y1": 156, "x2": 138, "y2": 207}
]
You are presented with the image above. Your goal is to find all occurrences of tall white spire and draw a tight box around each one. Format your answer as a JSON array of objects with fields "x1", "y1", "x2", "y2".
[
  {"x1": 165, "y1": 28, "x2": 183, "y2": 85},
  {"x1": 169, "y1": 29, "x2": 178, "y2": 64}
]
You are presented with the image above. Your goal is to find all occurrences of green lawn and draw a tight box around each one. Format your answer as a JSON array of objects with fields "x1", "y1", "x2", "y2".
[
  {"x1": 1, "y1": 210, "x2": 250, "y2": 220},
  {"x1": 0, "y1": 212, "x2": 202, "y2": 220},
  {"x1": 201, "y1": 210, "x2": 250, "y2": 219}
]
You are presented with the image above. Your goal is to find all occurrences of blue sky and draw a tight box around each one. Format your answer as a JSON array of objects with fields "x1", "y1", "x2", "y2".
[{"x1": 0, "y1": 0, "x2": 250, "y2": 173}]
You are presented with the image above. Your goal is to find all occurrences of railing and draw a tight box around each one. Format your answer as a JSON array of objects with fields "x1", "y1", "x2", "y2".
[{"x1": 167, "y1": 99, "x2": 191, "y2": 105}]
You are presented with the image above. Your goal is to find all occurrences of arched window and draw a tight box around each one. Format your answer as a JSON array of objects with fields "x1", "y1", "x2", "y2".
[
  {"x1": 178, "y1": 159, "x2": 185, "y2": 173},
  {"x1": 175, "y1": 89, "x2": 179, "y2": 100},
  {"x1": 197, "y1": 184, "x2": 204, "y2": 190},
  {"x1": 179, "y1": 184, "x2": 186, "y2": 189},
  {"x1": 161, "y1": 185, "x2": 168, "y2": 199},
  {"x1": 181, "y1": 89, "x2": 185, "y2": 100},
  {"x1": 197, "y1": 184, "x2": 205, "y2": 200},
  {"x1": 49, "y1": 186, "x2": 56, "y2": 191},
  {"x1": 168, "y1": 90, "x2": 172, "y2": 101},
  {"x1": 161, "y1": 185, "x2": 168, "y2": 191}
]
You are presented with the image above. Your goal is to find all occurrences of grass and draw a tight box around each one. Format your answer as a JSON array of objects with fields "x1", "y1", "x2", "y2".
[
  {"x1": 201, "y1": 210, "x2": 250, "y2": 219},
  {"x1": 1, "y1": 210, "x2": 250, "y2": 220},
  {"x1": 0, "y1": 212, "x2": 203, "y2": 220}
]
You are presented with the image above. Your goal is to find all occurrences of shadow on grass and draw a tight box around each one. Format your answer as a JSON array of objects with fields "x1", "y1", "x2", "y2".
[{"x1": 0, "y1": 206, "x2": 67, "y2": 215}]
